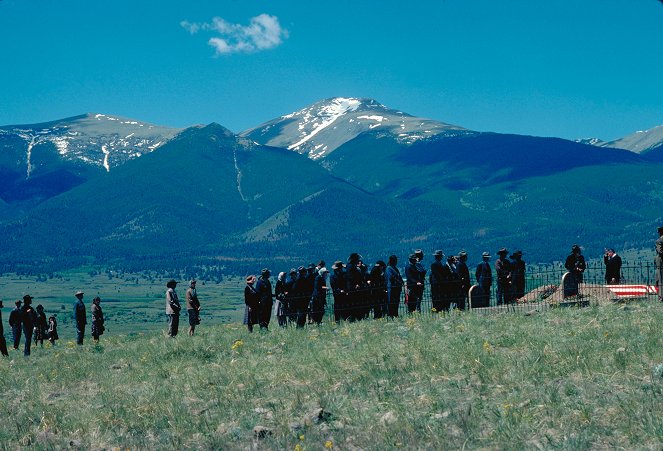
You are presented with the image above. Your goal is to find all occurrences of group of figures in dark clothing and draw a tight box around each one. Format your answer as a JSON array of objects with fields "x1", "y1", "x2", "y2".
[
  {"x1": 0, "y1": 290, "x2": 104, "y2": 357},
  {"x1": 241, "y1": 248, "x2": 530, "y2": 331}
]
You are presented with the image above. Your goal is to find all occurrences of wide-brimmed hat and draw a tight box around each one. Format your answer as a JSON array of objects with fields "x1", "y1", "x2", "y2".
[
  {"x1": 497, "y1": 248, "x2": 508, "y2": 255},
  {"x1": 75, "y1": 290, "x2": 84, "y2": 296},
  {"x1": 571, "y1": 244, "x2": 581, "y2": 252},
  {"x1": 458, "y1": 250, "x2": 468, "y2": 257},
  {"x1": 165, "y1": 280, "x2": 177, "y2": 288},
  {"x1": 375, "y1": 260, "x2": 386, "y2": 267},
  {"x1": 434, "y1": 250, "x2": 444, "y2": 257},
  {"x1": 23, "y1": 294, "x2": 34, "y2": 302},
  {"x1": 511, "y1": 250, "x2": 523, "y2": 257},
  {"x1": 246, "y1": 275, "x2": 256, "y2": 284},
  {"x1": 261, "y1": 268, "x2": 271, "y2": 276},
  {"x1": 482, "y1": 251, "x2": 491, "y2": 258},
  {"x1": 408, "y1": 253, "x2": 418, "y2": 261},
  {"x1": 348, "y1": 253, "x2": 362, "y2": 263},
  {"x1": 332, "y1": 260, "x2": 344, "y2": 269}
]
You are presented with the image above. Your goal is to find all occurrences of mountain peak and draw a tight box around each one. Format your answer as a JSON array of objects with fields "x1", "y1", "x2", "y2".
[{"x1": 242, "y1": 97, "x2": 466, "y2": 159}]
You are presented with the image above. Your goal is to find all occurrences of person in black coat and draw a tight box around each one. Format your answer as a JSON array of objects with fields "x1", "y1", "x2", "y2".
[
  {"x1": 244, "y1": 275, "x2": 260, "y2": 332},
  {"x1": 456, "y1": 251, "x2": 471, "y2": 310},
  {"x1": 405, "y1": 254, "x2": 425, "y2": 313},
  {"x1": 345, "y1": 253, "x2": 367, "y2": 321},
  {"x1": 33, "y1": 304, "x2": 48, "y2": 347},
  {"x1": 9, "y1": 300, "x2": 22, "y2": 350},
  {"x1": 564, "y1": 244, "x2": 586, "y2": 297},
  {"x1": 284, "y1": 269, "x2": 299, "y2": 324},
  {"x1": 21, "y1": 295, "x2": 38, "y2": 356},
  {"x1": 495, "y1": 248, "x2": 512, "y2": 306},
  {"x1": 274, "y1": 272, "x2": 288, "y2": 328},
  {"x1": 74, "y1": 291, "x2": 87, "y2": 345},
  {"x1": 292, "y1": 267, "x2": 311, "y2": 328},
  {"x1": 367, "y1": 261, "x2": 387, "y2": 319},
  {"x1": 474, "y1": 252, "x2": 492, "y2": 308},
  {"x1": 0, "y1": 300, "x2": 8, "y2": 357},
  {"x1": 603, "y1": 248, "x2": 622, "y2": 284},
  {"x1": 330, "y1": 261, "x2": 348, "y2": 322},
  {"x1": 255, "y1": 269, "x2": 274, "y2": 330},
  {"x1": 429, "y1": 250, "x2": 445, "y2": 312},
  {"x1": 509, "y1": 250, "x2": 526, "y2": 301},
  {"x1": 385, "y1": 255, "x2": 404, "y2": 317},
  {"x1": 310, "y1": 268, "x2": 328, "y2": 324},
  {"x1": 447, "y1": 255, "x2": 462, "y2": 311}
]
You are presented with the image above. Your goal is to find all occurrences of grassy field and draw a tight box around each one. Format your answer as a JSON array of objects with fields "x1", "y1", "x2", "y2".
[
  {"x1": 0, "y1": 271, "x2": 247, "y2": 338},
  {"x1": 0, "y1": 297, "x2": 661, "y2": 450}
]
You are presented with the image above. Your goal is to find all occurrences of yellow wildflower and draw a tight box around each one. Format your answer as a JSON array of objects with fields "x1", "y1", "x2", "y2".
[
  {"x1": 231, "y1": 339, "x2": 244, "y2": 350},
  {"x1": 299, "y1": 434, "x2": 305, "y2": 441},
  {"x1": 294, "y1": 445, "x2": 303, "y2": 451},
  {"x1": 325, "y1": 440, "x2": 333, "y2": 449},
  {"x1": 482, "y1": 340, "x2": 493, "y2": 353}
]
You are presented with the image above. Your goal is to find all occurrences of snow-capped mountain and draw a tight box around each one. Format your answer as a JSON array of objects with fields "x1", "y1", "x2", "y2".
[
  {"x1": 0, "y1": 113, "x2": 181, "y2": 176},
  {"x1": 602, "y1": 123, "x2": 663, "y2": 155},
  {"x1": 575, "y1": 137, "x2": 606, "y2": 147},
  {"x1": 241, "y1": 97, "x2": 467, "y2": 160}
]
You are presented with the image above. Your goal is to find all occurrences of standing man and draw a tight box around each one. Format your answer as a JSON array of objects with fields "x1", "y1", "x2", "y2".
[
  {"x1": 495, "y1": 248, "x2": 511, "y2": 306},
  {"x1": 185, "y1": 280, "x2": 201, "y2": 336},
  {"x1": 9, "y1": 300, "x2": 22, "y2": 350},
  {"x1": 74, "y1": 291, "x2": 87, "y2": 345},
  {"x1": 405, "y1": 254, "x2": 424, "y2": 313},
  {"x1": 21, "y1": 295, "x2": 37, "y2": 356},
  {"x1": 509, "y1": 250, "x2": 526, "y2": 301},
  {"x1": 475, "y1": 252, "x2": 492, "y2": 308},
  {"x1": 165, "y1": 280, "x2": 181, "y2": 337},
  {"x1": 564, "y1": 245, "x2": 586, "y2": 297},
  {"x1": 310, "y1": 267, "x2": 328, "y2": 324},
  {"x1": 603, "y1": 248, "x2": 622, "y2": 285},
  {"x1": 255, "y1": 269, "x2": 274, "y2": 330},
  {"x1": 656, "y1": 227, "x2": 663, "y2": 302},
  {"x1": 346, "y1": 253, "x2": 366, "y2": 321},
  {"x1": 330, "y1": 261, "x2": 347, "y2": 322},
  {"x1": 0, "y1": 300, "x2": 8, "y2": 356},
  {"x1": 456, "y1": 251, "x2": 470, "y2": 310},
  {"x1": 429, "y1": 250, "x2": 445, "y2": 312},
  {"x1": 385, "y1": 255, "x2": 404, "y2": 318},
  {"x1": 367, "y1": 260, "x2": 387, "y2": 319}
]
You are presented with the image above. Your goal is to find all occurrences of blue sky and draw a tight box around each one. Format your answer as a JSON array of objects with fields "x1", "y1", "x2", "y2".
[{"x1": 1, "y1": 0, "x2": 662, "y2": 141}]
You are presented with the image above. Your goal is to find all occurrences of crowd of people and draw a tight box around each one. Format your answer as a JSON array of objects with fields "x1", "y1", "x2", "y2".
[
  {"x1": 236, "y1": 248, "x2": 532, "y2": 332},
  {"x1": 0, "y1": 290, "x2": 103, "y2": 357}
]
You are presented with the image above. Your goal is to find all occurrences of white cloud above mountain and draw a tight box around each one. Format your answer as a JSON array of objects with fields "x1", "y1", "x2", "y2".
[{"x1": 181, "y1": 14, "x2": 288, "y2": 56}]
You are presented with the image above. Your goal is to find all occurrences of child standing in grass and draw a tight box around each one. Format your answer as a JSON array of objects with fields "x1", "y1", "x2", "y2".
[
  {"x1": 33, "y1": 304, "x2": 48, "y2": 347},
  {"x1": 47, "y1": 316, "x2": 58, "y2": 345}
]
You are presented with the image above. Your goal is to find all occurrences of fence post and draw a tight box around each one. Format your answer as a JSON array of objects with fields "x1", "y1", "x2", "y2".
[{"x1": 468, "y1": 284, "x2": 479, "y2": 310}]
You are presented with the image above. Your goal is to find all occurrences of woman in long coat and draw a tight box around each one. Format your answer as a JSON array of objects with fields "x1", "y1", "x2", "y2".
[{"x1": 91, "y1": 296, "x2": 105, "y2": 342}]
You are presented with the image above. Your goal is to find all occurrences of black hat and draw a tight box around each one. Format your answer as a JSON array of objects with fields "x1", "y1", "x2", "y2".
[
  {"x1": 658, "y1": 226, "x2": 663, "y2": 235},
  {"x1": 409, "y1": 253, "x2": 418, "y2": 261},
  {"x1": 332, "y1": 260, "x2": 344, "y2": 269},
  {"x1": 348, "y1": 252, "x2": 362, "y2": 263},
  {"x1": 375, "y1": 260, "x2": 386, "y2": 267},
  {"x1": 414, "y1": 249, "x2": 424, "y2": 258},
  {"x1": 289, "y1": 268, "x2": 297, "y2": 274},
  {"x1": 298, "y1": 266, "x2": 307, "y2": 272},
  {"x1": 497, "y1": 248, "x2": 508, "y2": 255},
  {"x1": 15, "y1": 300, "x2": 22, "y2": 306},
  {"x1": 458, "y1": 250, "x2": 468, "y2": 257},
  {"x1": 166, "y1": 279, "x2": 178, "y2": 288},
  {"x1": 307, "y1": 263, "x2": 316, "y2": 269},
  {"x1": 571, "y1": 244, "x2": 581, "y2": 253},
  {"x1": 23, "y1": 294, "x2": 34, "y2": 303},
  {"x1": 261, "y1": 268, "x2": 271, "y2": 276},
  {"x1": 511, "y1": 250, "x2": 523, "y2": 257},
  {"x1": 434, "y1": 250, "x2": 444, "y2": 257}
]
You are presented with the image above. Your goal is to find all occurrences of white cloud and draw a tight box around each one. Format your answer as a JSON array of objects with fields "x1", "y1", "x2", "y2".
[{"x1": 181, "y1": 14, "x2": 288, "y2": 56}]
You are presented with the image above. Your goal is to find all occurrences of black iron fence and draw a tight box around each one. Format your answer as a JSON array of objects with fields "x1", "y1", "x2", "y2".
[{"x1": 277, "y1": 260, "x2": 661, "y2": 324}]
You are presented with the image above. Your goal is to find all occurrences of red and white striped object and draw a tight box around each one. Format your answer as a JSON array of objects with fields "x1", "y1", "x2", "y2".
[{"x1": 606, "y1": 285, "x2": 658, "y2": 297}]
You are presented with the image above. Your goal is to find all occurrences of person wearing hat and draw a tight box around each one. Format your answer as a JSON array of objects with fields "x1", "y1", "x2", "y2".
[
  {"x1": 405, "y1": 253, "x2": 425, "y2": 313},
  {"x1": 291, "y1": 266, "x2": 311, "y2": 328},
  {"x1": 33, "y1": 304, "x2": 48, "y2": 348},
  {"x1": 509, "y1": 251, "x2": 526, "y2": 301},
  {"x1": 186, "y1": 280, "x2": 201, "y2": 336},
  {"x1": 20, "y1": 295, "x2": 38, "y2": 356},
  {"x1": 346, "y1": 253, "x2": 367, "y2": 320},
  {"x1": 310, "y1": 267, "x2": 329, "y2": 325},
  {"x1": 429, "y1": 250, "x2": 447, "y2": 312},
  {"x1": 330, "y1": 261, "x2": 347, "y2": 323},
  {"x1": 0, "y1": 300, "x2": 8, "y2": 356},
  {"x1": 603, "y1": 248, "x2": 622, "y2": 285},
  {"x1": 456, "y1": 251, "x2": 470, "y2": 310},
  {"x1": 244, "y1": 275, "x2": 259, "y2": 332},
  {"x1": 256, "y1": 269, "x2": 274, "y2": 330},
  {"x1": 495, "y1": 248, "x2": 512, "y2": 306},
  {"x1": 165, "y1": 281, "x2": 181, "y2": 337},
  {"x1": 91, "y1": 297, "x2": 105, "y2": 342},
  {"x1": 385, "y1": 255, "x2": 404, "y2": 317},
  {"x1": 367, "y1": 260, "x2": 387, "y2": 319},
  {"x1": 656, "y1": 227, "x2": 663, "y2": 302},
  {"x1": 9, "y1": 300, "x2": 22, "y2": 350},
  {"x1": 274, "y1": 272, "x2": 289, "y2": 328},
  {"x1": 564, "y1": 245, "x2": 586, "y2": 297},
  {"x1": 474, "y1": 252, "x2": 492, "y2": 308},
  {"x1": 74, "y1": 290, "x2": 87, "y2": 344},
  {"x1": 285, "y1": 269, "x2": 299, "y2": 324}
]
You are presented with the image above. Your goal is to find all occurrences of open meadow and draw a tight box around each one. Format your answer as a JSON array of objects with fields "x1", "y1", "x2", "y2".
[
  {"x1": 0, "y1": 271, "x2": 247, "y2": 338},
  {"x1": 0, "y1": 297, "x2": 661, "y2": 450}
]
